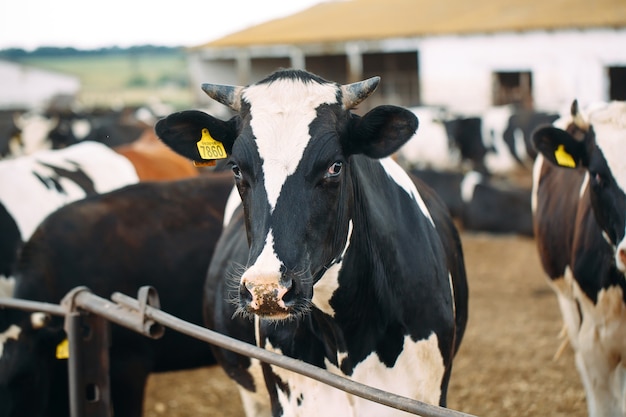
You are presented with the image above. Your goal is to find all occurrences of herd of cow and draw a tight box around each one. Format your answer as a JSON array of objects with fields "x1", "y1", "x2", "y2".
[{"x1": 0, "y1": 69, "x2": 624, "y2": 417}]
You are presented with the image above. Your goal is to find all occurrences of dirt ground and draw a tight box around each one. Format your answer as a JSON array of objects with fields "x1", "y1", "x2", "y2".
[{"x1": 142, "y1": 232, "x2": 587, "y2": 417}]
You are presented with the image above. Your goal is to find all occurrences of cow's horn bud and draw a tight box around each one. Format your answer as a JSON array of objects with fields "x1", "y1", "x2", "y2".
[
  {"x1": 201, "y1": 84, "x2": 243, "y2": 112},
  {"x1": 570, "y1": 99, "x2": 589, "y2": 130},
  {"x1": 341, "y1": 77, "x2": 381, "y2": 109}
]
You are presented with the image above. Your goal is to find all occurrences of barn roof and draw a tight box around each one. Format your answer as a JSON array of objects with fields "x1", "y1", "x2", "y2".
[{"x1": 195, "y1": 0, "x2": 626, "y2": 48}]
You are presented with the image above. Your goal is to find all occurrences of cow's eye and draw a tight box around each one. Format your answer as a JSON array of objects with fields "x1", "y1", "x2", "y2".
[
  {"x1": 325, "y1": 161, "x2": 343, "y2": 178},
  {"x1": 232, "y1": 164, "x2": 242, "y2": 180}
]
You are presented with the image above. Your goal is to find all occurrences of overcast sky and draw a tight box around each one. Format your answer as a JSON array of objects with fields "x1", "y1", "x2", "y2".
[{"x1": 0, "y1": 0, "x2": 322, "y2": 51}]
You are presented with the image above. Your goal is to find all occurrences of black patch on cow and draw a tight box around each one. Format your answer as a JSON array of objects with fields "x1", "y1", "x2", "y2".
[
  {"x1": 262, "y1": 361, "x2": 286, "y2": 417},
  {"x1": 444, "y1": 117, "x2": 486, "y2": 171},
  {"x1": 31, "y1": 160, "x2": 97, "y2": 196},
  {"x1": 0, "y1": 202, "x2": 21, "y2": 278}
]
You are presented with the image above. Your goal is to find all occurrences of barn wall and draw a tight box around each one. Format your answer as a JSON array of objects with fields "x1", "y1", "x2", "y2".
[
  {"x1": 189, "y1": 28, "x2": 626, "y2": 115},
  {"x1": 419, "y1": 28, "x2": 626, "y2": 114}
]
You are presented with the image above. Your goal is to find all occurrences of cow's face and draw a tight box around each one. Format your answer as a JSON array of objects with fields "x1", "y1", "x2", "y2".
[
  {"x1": 0, "y1": 310, "x2": 65, "y2": 416},
  {"x1": 533, "y1": 100, "x2": 626, "y2": 273},
  {"x1": 156, "y1": 69, "x2": 417, "y2": 320}
]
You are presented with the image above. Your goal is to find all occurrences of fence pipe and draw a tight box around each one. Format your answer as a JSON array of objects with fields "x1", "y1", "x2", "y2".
[
  {"x1": 110, "y1": 291, "x2": 477, "y2": 417},
  {"x1": 0, "y1": 297, "x2": 65, "y2": 316},
  {"x1": 0, "y1": 290, "x2": 477, "y2": 417}
]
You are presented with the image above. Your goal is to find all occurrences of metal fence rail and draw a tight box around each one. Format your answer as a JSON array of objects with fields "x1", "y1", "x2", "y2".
[{"x1": 0, "y1": 286, "x2": 477, "y2": 417}]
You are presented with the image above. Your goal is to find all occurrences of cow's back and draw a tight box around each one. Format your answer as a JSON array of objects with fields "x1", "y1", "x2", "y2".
[{"x1": 0, "y1": 141, "x2": 139, "y2": 240}]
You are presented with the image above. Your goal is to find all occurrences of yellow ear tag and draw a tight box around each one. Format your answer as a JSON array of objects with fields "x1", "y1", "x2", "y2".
[
  {"x1": 195, "y1": 128, "x2": 227, "y2": 167},
  {"x1": 56, "y1": 339, "x2": 69, "y2": 359},
  {"x1": 554, "y1": 144, "x2": 576, "y2": 168}
]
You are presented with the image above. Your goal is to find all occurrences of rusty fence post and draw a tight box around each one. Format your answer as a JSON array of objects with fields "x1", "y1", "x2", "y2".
[{"x1": 62, "y1": 287, "x2": 112, "y2": 417}]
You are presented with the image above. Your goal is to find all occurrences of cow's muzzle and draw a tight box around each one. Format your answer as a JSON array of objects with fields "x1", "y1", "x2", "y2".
[{"x1": 239, "y1": 276, "x2": 296, "y2": 320}]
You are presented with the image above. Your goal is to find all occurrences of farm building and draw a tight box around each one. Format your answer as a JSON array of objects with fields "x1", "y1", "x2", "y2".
[
  {"x1": 187, "y1": 0, "x2": 626, "y2": 115},
  {"x1": 0, "y1": 60, "x2": 80, "y2": 110}
]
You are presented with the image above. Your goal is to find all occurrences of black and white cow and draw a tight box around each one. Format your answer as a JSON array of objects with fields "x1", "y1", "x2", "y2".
[
  {"x1": 0, "y1": 172, "x2": 234, "y2": 417},
  {"x1": 395, "y1": 106, "x2": 463, "y2": 171},
  {"x1": 0, "y1": 110, "x2": 23, "y2": 159},
  {"x1": 531, "y1": 100, "x2": 626, "y2": 417},
  {"x1": 397, "y1": 105, "x2": 559, "y2": 175},
  {"x1": 411, "y1": 169, "x2": 534, "y2": 236},
  {"x1": 0, "y1": 136, "x2": 200, "y2": 296},
  {"x1": 155, "y1": 69, "x2": 469, "y2": 416},
  {"x1": 0, "y1": 141, "x2": 140, "y2": 295},
  {"x1": 482, "y1": 105, "x2": 560, "y2": 174}
]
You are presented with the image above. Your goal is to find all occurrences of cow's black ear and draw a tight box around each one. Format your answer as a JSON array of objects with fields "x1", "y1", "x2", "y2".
[
  {"x1": 345, "y1": 105, "x2": 418, "y2": 158},
  {"x1": 155, "y1": 110, "x2": 238, "y2": 163},
  {"x1": 532, "y1": 126, "x2": 588, "y2": 169}
]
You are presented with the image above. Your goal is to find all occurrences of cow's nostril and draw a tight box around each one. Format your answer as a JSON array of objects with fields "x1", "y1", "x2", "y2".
[
  {"x1": 239, "y1": 283, "x2": 253, "y2": 305},
  {"x1": 281, "y1": 279, "x2": 296, "y2": 306}
]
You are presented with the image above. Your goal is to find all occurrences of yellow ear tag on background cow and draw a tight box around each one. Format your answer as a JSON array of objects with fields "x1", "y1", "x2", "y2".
[
  {"x1": 554, "y1": 144, "x2": 576, "y2": 168},
  {"x1": 56, "y1": 339, "x2": 69, "y2": 359},
  {"x1": 195, "y1": 128, "x2": 227, "y2": 167}
]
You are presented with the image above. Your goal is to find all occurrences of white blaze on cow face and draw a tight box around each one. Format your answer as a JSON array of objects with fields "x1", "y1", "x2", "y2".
[
  {"x1": 242, "y1": 78, "x2": 339, "y2": 212},
  {"x1": 237, "y1": 77, "x2": 341, "y2": 316},
  {"x1": 0, "y1": 325, "x2": 21, "y2": 358},
  {"x1": 241, "y1": 231, "x2": 288, "y2": 316}
]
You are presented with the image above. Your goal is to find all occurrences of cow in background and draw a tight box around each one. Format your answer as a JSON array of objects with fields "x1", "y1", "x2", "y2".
[
  {"x1": 395, "y1": 106, "x2": 464, "y2": 171},
  {"x1": 397, "y1": 104, "x2": 559, "y2": 176},
  {"x1": 4, "y1": 100, "x2": 173, "y2": 159},
  {"x1": 156, "y1": 69, "x2": 468, "y2": 416},
  {"x1": 410, "y1": 169, "x2": 534, "y2": 236},
  {"x1": 481, "y1": 105, "x2": 559, "y2": 174},
  {"x1": 0, "y1": 172, "x2": 234, "y2": 417},
  {"x1": 532, "y1": 100, "x2": 626, "y2": 417},
  {"x1": 0, "y1": 110, "x2": 24, "y2": 158},
  {"x1": 0, "y1": 134, "x2": 199, "y2": 297},
  {"x1": 0, "y1": 141, "x2": 140, "y2": 293}
]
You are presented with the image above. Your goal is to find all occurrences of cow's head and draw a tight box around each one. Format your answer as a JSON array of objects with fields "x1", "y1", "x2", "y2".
[
  {"x1": 533, "y1": 99, "x2": 626, "y2": 273},
  {"x1": 0, "y1": 309, "x2": 67, "y2": 416},
  {"x1": 156, "y1": 69, "x2": 417, "y2": 320}
]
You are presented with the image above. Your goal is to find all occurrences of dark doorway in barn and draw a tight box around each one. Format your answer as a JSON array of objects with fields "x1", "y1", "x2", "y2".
[
  {"x1": 608, "y1": 66, "x2": 626, "y2": 100},
  {"x1": 306, "y1": 51, "x2": 419, "y2": 112},
  {"x1": 492, "y1": 71, "x2": 533, "y2": 108},
  {"x1": 362, "y1": 51, "x2": 420, "y2": 109}
]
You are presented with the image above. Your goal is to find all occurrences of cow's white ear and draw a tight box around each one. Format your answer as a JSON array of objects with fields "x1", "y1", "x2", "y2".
[{"x1": 31, "y1": 312, "x2": 51, "y2": 329}]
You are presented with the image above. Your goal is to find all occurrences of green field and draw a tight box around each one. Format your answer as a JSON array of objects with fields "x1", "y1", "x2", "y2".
[{"x1": 20, "y1": 51, "x2": 195, "y2": 110}]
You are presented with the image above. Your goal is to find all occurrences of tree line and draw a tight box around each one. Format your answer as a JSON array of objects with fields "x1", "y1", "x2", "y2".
[{"x1": 0, "y1": 45, "x2": 182, "y2": 60}]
